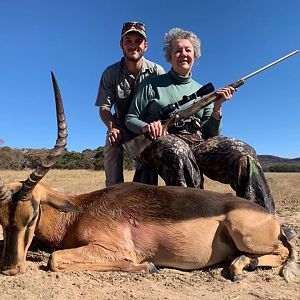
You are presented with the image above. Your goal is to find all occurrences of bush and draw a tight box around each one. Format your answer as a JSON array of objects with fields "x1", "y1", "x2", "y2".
[
  {"x1": 269, "y1": 164, "x2": 300, "y2": 172},
  {"x1": 1, "y1": 146, "x2": 299, "y2": 172}
]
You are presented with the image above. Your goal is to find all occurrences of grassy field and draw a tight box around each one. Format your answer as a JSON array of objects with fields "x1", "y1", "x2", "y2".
[{"x1": 1, "y1": 169, "x2": 299, "y2": 213}]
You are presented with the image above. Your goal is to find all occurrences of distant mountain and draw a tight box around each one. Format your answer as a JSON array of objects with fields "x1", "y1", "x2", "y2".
[
  {"x1": 258, "y1": 155, "x2": 300, "y2": 172},
  {"x1": 258, "y1": 155, "x2": 300, "y2": 167}
]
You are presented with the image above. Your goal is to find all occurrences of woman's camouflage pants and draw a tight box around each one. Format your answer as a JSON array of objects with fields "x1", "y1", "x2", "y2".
[{"x1": 140, "y1": 133, "x2": 275, "y2": 214}]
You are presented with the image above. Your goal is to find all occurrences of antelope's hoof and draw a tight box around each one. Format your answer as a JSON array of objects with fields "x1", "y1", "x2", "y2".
[
  {"x1": 281, "y1": 226, "x2": 297, "y2": 241},
  {"x1": 148, "y1": 262, "x2": 158, "y2": 274},
  {"x1": 232, "y1": 275, "x2": 242, "y2": 282},
  {"x1": 245, "y1": 257, "x2": 258, "y2": 272}
]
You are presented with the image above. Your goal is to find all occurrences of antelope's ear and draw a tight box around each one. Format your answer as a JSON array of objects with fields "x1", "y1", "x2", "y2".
[
  {"x1": 41, "y1": 194, "x2": 82, "y2": 213},
  {"x1": 7, "y1": 182, "x2": 23, "y2": 195}
]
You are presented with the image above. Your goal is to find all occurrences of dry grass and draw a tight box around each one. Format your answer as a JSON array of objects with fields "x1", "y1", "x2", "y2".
[{"x1": 1, "y1": 170, "x2": 299, "y2": 215}]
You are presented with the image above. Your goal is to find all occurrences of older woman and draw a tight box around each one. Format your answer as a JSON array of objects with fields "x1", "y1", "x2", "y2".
[{"x1": 125, "y1": 28, "x2": 276, "y2": 216}]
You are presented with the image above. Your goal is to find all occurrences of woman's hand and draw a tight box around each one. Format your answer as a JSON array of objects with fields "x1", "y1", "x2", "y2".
[
  {"x1": 214, "y1": 86, "x2": 235, "y2": 111},
  {"x1": 141, "y1": 120, "x2": 164, "y2": 140}
]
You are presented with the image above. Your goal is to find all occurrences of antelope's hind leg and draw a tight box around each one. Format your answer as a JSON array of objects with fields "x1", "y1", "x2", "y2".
[
  {"x1": 48, "y1": 243, "x2": 157, "y2": 273},
  {"x1": 229, "y1": 248, "x2": 289, "y2": 282}
]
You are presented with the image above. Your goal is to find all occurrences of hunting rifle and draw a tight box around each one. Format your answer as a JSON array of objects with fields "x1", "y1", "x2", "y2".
[{"x1": 123, "y1": 50, "x2": 299, "y2": 160}]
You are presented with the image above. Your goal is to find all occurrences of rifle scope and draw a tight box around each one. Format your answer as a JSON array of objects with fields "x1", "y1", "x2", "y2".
[{"x1": 160, "y1": 82, "x2": 215, "y2": 118}]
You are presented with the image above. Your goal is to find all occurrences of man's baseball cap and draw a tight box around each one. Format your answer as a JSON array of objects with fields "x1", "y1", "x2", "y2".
[{"x1": 121, "y1": 22, "x2": 147, "y2": 39}]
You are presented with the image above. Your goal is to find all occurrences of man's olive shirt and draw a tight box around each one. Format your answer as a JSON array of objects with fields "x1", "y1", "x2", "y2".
[{"x1": 95, "y1": 57, "x2": 165, "y2": 122}]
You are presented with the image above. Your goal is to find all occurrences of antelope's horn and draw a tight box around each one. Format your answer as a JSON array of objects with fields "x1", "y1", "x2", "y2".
[
  {"x1": 18, "y1": 72, "x2": 67, "y2": 201},
  {"x1": 0, "y1": 181, "x2": 11, "y2": 201}
]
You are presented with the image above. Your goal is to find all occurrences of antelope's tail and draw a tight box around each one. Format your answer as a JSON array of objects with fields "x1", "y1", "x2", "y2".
[{"x1": 280, "y1": 233, "x2": 300, "y2": 282}]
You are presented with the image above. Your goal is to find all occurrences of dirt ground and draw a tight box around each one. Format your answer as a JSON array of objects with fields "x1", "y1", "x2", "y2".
[{"x1": 0, "y1": 171, "x2": 299, "y2": 300}]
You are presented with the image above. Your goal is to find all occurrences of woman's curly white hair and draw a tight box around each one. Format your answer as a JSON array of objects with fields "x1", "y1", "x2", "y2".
[{"x1": 163, "y1": 27, "x2": 201, "y2": 63}]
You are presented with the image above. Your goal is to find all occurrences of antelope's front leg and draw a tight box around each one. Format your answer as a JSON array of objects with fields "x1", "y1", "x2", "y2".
[
  {"x1": 228, "y1": 255, "x2": 254, "y2": 282},
  {"x1": 48, "y1": 243, "x2": 157, "y2": 273},
  {"x1": 228, "y1": 247, "x2": 289, "y2": 282}
]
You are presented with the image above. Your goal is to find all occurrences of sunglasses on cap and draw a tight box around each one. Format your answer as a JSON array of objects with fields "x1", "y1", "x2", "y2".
[{"x1": 121, "y1": 22, "x2": 146, "y2": 35}]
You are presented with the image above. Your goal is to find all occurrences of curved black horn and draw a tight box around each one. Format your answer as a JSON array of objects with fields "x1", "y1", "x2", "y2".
[
  {"x1": 0, "y1": 181, "x2": 11, "y2": 202},
  {"x1": 17, "y1": 72, "x2": 67, "y2": 201}
]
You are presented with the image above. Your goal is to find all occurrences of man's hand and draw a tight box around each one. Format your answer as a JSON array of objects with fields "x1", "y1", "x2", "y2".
[
  {"x1": 99, "y1": 107, "x2": 123, "y2": 147},
  {"x1": 108, "y1": 127, "x2": 123, "y2": 147},
  {"x1": 141, "y1": 120, "x2": 164, "y2": 140}
]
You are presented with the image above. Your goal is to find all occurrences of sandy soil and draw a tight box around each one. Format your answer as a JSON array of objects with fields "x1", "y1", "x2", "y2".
[{"x1": 0, "y1": 171, "x2": 299, "y2": 300}]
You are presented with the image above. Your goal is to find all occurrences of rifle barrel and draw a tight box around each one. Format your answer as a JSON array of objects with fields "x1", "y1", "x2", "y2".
[{"x1": 242, "y1": 50, "x2": 299, "y2": 81}]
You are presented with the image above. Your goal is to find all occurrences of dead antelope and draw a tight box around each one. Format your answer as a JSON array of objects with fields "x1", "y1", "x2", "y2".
[{"x1": 0, "y1": 74, "x2": 299, "y2": 282}]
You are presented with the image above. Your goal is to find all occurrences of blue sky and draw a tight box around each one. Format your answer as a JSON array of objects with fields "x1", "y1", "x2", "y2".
[{"x1": 1, "y1": 0, "x2": 299, "y2": 158}]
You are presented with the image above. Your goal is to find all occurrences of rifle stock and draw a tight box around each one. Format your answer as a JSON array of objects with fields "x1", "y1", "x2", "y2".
[{"x1": 123, "y1": 50, "x2": 298, "y2": 160}]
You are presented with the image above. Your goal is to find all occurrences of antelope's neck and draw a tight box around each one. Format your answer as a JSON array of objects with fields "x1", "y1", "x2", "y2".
[
  {"x1": 35, "y1": 202, "x2": 79, "y2": 248},
  {"x1": 34, "y1": 189, "x2": 106, "y2": 248}
]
